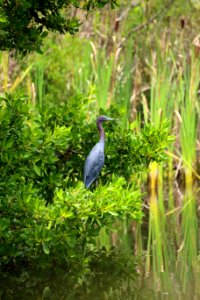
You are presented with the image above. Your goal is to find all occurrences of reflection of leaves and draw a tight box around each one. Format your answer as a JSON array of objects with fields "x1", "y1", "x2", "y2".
[
  {"x1": 42, "y1": 286, "x2": 51, "y2": 299},
  {"x1": 1, "y1": 247, "x2": 139, "y2": 300}
]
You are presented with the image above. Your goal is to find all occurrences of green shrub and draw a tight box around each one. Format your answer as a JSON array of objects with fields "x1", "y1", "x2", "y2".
[
  {"x1": 0, "y1": 93, "x2": 173, "y2": 268},
  {"x1": 0, "y1": 177, "x2": 141, "y2": 267}
]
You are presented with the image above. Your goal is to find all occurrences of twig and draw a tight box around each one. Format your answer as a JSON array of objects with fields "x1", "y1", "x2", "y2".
[
  {"x1": 116, "y1": 0, "x2": 141, "y2": 22},
  {"x1": 118, "y1": 0, "x2": 175, "y2": 49}
]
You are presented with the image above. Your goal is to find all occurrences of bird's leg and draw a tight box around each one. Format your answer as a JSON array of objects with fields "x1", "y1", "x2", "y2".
[
  {"x1": 95, "y1": 179, "x2": 99, "y2": 188},
  {"x1": 90, "y1": 179, "x2": 99, "y2": 192}
]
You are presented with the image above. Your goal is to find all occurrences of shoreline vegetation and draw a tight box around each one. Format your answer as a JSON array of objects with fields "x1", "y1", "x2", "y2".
[{"x1": 1, "y1": 1, "x2": 200, "y2": 298}]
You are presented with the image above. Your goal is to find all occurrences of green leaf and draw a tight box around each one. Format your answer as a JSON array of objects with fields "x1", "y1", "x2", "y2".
[
  {"x1": 42, "y1": 242, "x2": 50, "y2": 255},
  {"x1": 108, "y1": 211, "x2": 118, "y2": 216},
  {"x1": 33, "y1": 164, "x2": 41, "y2": 176},
  {"x1": 66, "y1": 237, "x2": 77, "y2": 248}
]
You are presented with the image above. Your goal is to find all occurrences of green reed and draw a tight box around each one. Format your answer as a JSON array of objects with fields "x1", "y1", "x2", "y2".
[
  {"x1": 0, "y1": 51, "x2": 32, "y2": 95},
  {"x1": 114, "y1": 39, "x2": 136, "y2": 127},
  {"x1": 177, "y1": 51, "x2": 200, "y2": 184},
  {"x1": 149, "y1": 44, "x2": 175, "y2": 127},
  {"x1": 91, "y1": 43, "x2": 115, "y2": 109},
  {"x1": 34, "y1": 62, "x2": 44, "y2": 107},
  {"x1": 72, "y1": 40, "x2": 93, "y2": 95},
  {"x1": 1, "y1": 52, "x2": 9, "y2": 91}
]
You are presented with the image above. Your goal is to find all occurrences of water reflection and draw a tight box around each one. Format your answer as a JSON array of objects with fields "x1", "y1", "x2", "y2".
[
  {"x1": 1, "y1": 182, "x2": 200, "y2": 300},
  {"x1": 139, "y1": 181, "x2": 200, "y2": 300}
]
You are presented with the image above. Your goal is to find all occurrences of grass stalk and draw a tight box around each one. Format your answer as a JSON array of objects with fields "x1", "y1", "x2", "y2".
[
  {"x1": 9, "y1": 65, "x2": 32, "y2": 93},
  {"x1": 91, "y1": 44, "x2": 115, "y2": 109},
  {"x1": 2, "y1": 52, "x2": 9, "y2": 91},
  {"x1": 34, "y1": 62, "x2": 44, "y2": 107},
  {"x1": 148, "y1": 39, "x2": 175, "y2": 127},
  {"x1": 178, "y1": 51, "x2": 200, "y2": 185}
]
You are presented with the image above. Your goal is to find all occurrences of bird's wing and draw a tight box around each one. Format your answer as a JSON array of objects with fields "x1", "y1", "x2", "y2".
[{"x1": 84, "y1": 147, "x2": 104, "y2": 188}]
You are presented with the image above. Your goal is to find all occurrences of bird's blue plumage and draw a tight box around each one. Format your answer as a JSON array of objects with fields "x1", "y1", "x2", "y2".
[
  {"x1": 84, "y1": 115, "x2": 113, "y2": 189},
  {"x1": 84, "y1": 142, "x2": 104, "y2": 188}
]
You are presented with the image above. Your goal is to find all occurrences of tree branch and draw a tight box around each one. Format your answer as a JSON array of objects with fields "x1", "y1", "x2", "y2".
[{"x1": 118, "y1": 0, "x2": 175, "y2": 49}]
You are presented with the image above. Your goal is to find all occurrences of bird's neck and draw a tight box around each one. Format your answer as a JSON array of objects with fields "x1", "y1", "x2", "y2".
[{"x1": 97, "y1": 121, "x2": 105, "y2": 142}]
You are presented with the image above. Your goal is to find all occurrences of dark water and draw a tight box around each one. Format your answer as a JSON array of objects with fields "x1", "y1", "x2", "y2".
[
  {"x1": 1, "y1": 185, "x2": 200, "y2": 300},
  {"x1": 2, "y1": 256, "x2": 200, "y2": 300}
]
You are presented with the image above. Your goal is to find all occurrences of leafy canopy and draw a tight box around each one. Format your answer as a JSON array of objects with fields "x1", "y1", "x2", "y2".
[{"x1": 0, "y1": 0, "x2": 118, "y2": 54}]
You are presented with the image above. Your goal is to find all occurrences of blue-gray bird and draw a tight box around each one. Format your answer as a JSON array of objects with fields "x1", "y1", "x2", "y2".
[{"x1": 84, "y1": 115, "x2": 114, "y2": 188}]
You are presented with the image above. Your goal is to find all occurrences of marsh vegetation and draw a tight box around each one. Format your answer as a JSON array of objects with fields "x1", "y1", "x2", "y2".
[{"x1": 1, "y1": 0, "x2": 200, "y2": 299}]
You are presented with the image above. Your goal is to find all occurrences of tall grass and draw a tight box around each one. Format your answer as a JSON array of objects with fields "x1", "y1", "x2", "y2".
[
  {"x1": 34, "y1": 62, "x2": 44, "y2": 107},
  {"x1": 114, "y1": 39, "x2": 136, "y2": 127},
  {"x1": 177, "y1": 52, "x2": 200, "y2": 185},
  {"x1": 91, "y1": 43, "x2": 115, "y2": 109},
  {"x1": 139, "y1": 41, "x2": 200, "y2": 295},
  {"x1": 0, "y1": 52, "x2": 32, "y2": 95},
  {"x1": 2, "y1": 52, "x2": 9, "y2": 91},
  {"x1": 149, "y1": 41, "x2": 175, "y2": 127}
]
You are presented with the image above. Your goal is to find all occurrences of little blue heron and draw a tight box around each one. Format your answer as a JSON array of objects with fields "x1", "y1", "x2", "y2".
[{"x1": 84, "y1": 115, "x2": 114, "y2": 188}]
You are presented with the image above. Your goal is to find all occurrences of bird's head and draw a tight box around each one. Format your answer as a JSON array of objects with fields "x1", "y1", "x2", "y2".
[{"x1": 97, "y1": 115, "x2": 114, "y2": 123}]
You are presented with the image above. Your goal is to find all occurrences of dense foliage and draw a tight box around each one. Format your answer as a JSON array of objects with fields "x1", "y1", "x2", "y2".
[
  {"x1": 0, "y1": 0, "x2": 118, "y2": 54},
  {"x1": 0, "y1": 93, "x2": 173, "y2": 268}
]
